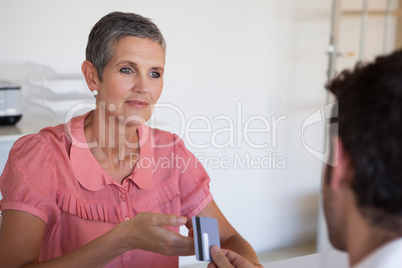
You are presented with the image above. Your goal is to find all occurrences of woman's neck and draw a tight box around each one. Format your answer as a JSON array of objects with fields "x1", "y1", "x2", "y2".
[{"x1": 84, "y1": 109, "x2": 140, "y2": 162}]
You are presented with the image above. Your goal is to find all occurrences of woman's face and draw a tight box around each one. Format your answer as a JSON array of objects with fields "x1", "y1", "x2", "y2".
[{"x1": 96, "y1": 36, "x2": 165, "y2": 125}]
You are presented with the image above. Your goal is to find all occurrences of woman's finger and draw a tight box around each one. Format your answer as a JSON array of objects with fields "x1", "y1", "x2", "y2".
[
  {"x1": 164, "y1": 232, "x2": 195, "y2": 256},
  {"x1": 126, "y1": 212, "x2": 194, "y2": 256},
  {"x1": 188, "y1": 228, "x2": 194, "y2": 237},
  {"x1": 143, "y1": 213, "x2": 187, "y2": 227}
]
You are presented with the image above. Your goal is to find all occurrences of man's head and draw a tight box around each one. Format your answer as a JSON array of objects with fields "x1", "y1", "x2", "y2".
[
  {"x1": 85, "y1": 11, "x2": 166, "y2": 81},
  {"x1": 323, "y1": 50, "x2": 402, "y2": 250}
]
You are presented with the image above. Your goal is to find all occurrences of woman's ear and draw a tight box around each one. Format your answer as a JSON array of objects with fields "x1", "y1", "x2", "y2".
[{"x1": 81, "y1": 61, "x2": 100, "y2": 92}]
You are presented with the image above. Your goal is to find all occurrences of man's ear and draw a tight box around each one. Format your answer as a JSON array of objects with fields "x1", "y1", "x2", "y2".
[
  {"x1": 330, "y1": 136, "x2": 354, "y2": 191},
  {"x1": 81, "y1": 60, "x2": 100, "y2": 92}
]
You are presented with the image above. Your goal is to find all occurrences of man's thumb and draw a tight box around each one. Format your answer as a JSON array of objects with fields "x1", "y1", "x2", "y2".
[{"x1": 210, "y1": 246, "x2": 234, "y2": 268}]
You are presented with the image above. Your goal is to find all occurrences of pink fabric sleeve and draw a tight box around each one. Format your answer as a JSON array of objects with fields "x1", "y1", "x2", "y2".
[
  {"x1": 173, "y1": 135, "x2": 213, "y2": 219},
  {"x1": 0, "y1": 135, "x2": 60, "y2": 224}
]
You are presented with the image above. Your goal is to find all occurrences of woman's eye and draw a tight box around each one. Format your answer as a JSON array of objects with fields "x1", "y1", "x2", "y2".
[
  {"x1": 120, "y1": 68, "x2": 133, "y2": 74},
  {"x1": 150, "y1": 71, "x2": 160, "y2": 78}
]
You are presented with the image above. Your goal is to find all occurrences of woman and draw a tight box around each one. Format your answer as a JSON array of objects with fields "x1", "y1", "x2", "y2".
[{"x1": 0, "y1": 12, "x2": 261, "y2": 268}]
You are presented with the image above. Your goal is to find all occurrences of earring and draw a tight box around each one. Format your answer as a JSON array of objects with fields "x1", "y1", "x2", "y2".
[{"x1": 93, "y1": 90, "x2": 98, "y2": 97}]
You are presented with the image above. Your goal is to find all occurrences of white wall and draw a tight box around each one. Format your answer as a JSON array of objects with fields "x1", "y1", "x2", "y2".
[{"x1": 0, "y1": 0, "x2": 332, "y2": 262}]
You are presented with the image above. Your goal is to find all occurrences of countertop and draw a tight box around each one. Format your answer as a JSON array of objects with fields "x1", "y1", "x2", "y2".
[{"x1": 0, "y1": 112, "x2": 60, "y2": 142}]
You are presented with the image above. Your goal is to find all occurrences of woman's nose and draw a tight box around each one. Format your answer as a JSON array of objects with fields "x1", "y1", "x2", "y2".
[{"x1": 134, "y1": 74, "x2": 149, "y2": 93}]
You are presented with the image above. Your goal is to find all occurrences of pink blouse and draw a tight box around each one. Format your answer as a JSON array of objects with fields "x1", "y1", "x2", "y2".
[{"x1": 0, "y1": 112, "x2": 212, "y2": 267}]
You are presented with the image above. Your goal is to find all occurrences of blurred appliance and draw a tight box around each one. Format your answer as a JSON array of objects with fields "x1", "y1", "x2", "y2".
[{"x1": 0, "y1": 80, "x2": 22, "y2": 125}]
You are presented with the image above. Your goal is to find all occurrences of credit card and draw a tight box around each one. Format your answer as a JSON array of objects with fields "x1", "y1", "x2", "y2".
[{"x1": 192, "y1": 216, "x2": 220, "y2": 261}]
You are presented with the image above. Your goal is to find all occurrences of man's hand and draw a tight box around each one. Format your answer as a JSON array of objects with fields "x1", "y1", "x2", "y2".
[{"x1": 208, "y1": 245, "x2": 263, "y2": 268}]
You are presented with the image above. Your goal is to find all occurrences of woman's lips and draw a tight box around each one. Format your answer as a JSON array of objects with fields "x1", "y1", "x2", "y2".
[{"x1": 127, "y1": 100, "x2": 149, "y2": 109}]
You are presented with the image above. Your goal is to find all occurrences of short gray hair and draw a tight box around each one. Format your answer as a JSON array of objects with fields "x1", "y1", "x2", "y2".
[{"x1": 85, "y1": 11, "x2": 166, "y2": 81}]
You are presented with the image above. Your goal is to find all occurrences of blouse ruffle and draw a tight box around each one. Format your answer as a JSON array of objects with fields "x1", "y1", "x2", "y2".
[{"x1": 56, "y1": 180, "x2": 181, "y2": 223}]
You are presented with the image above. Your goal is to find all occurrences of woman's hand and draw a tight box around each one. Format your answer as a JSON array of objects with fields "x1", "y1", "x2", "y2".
[
  {"x1": 208, "y1": 246, "x2": 263, "y2": 268},
  {"x1": 0, "y1": 210, "x2": 194, "y2": 268},
  {"x1": 117, "y1": 212, "x2": 195, "y2": 256}
]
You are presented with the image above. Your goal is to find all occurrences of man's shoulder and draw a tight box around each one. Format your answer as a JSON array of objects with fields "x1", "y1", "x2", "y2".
[{"x1": 354, "y1": 238, "x2": 402, "y2": 268}]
